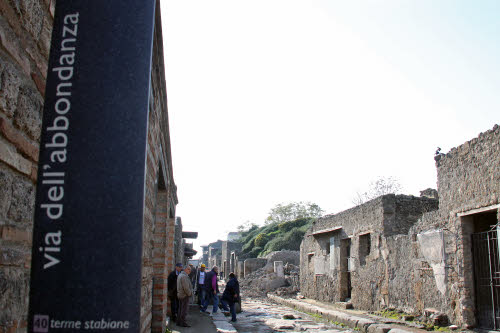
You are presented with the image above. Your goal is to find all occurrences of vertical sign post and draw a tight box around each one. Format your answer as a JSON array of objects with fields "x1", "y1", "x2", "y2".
[{"x1": 28, "y1": 1, "x2": 156, "y2": 331}]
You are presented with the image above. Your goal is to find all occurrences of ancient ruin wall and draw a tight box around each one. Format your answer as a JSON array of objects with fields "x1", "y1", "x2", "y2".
[
  {"x1": 300, "y1": 195, "x2": 439, "y2": 311},
  {"x1": 436, "y1": 124, "x2": 499, "y2": 214},
  {"x1": 0, "y1": 0, "x2": 54, "y2": 331},
  {"x1": 265, "y1": 250, "x2": 300, "y2": 267},
  {"x1": 385, "y1": 195, "x2": 438, "y2": 236},
  {"x1": 300, "y1": 197, "x2": 386, "y2": 303},
  {"x1": 244, "y1": 258, "x2": 267, "y2": 276},
  {"x1": 409, "y1": 124, "x2": 500, "y2": 328}
]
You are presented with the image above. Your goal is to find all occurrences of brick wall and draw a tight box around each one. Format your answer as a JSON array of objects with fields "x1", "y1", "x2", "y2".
[
  {"x1": 140, "y1": 3, "x2": 178, "y2": 332},
  {"x1": 0, "y1": 1, "x2": 54, "y2": 332}
]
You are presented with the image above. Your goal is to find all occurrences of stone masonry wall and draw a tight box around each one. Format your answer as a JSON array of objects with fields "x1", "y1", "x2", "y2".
[
  {"x1": 301, "y1": 125, "x2": 499, "y2": 328},
  {"x1": 300, "y1": 195, "x2": 439, "y2": 312},
  {"x1": 221, "y1": 241, "x2": 242, "y2": 278},
  {"x1": 419, "y1": 124, "x2": 500, "y2": 328},
  {"x1": 244, "y1": 258, "x2": 267, "y2": 277},
  {"x1": 435, "y1": 124, "x2": 499, "y2": 214},
  {"x1": 0, "y1": 1, "x2": 54, "y2": 332},
  {"x1": 300, "y1": 196, "x2": 386, "y2": 303}
]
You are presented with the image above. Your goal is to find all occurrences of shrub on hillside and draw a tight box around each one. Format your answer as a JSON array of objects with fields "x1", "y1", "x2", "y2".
[
  {"x1": 262, "y1": 236, "x2": 288, "y2": 255},
  {"x1": 247, "y1": 246, "x2": 263, "y2": 258},
  {"x1": 282, "y1": 227, "x2": 305, "y2": 251},
  {"x1": 278, "y1": 217, "x2": 314, "y2": 233},
  {"x1": 242, "y1": 239, "x2": 255, "y2": 253},
  {"x1": 255, "y1": 233, "x2": 269, "y2": 247}
]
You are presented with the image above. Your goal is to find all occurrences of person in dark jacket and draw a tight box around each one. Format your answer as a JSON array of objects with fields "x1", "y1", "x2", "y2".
[
  {"x1": 220, "y1": 272, "x2": 240, "y2": 322},
  {"x1": 201, "y1": 266, "x2": 220, "y2": 313},
  {"x1": 167, "y1": 263, "x2": 183, "y2": 322}
]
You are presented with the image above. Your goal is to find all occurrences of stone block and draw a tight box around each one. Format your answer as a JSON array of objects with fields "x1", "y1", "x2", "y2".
[
  {"x1": 274, "y1": 261, "x2": 284, "y2": 277},
  {"x1": 1, "y1": 226, "x2": 31, "y2": 243},
  {"x1": 387, "y1": 329, "x2": 413, "y2": 333},
  {"x1": 37, "y1": 11, "x2": 52, "y2": 58},
  {"x1": 0, "y1": 168, "x2": 13, "y2": 216},
  {"x1": 14, "y1": 85, "x2": 42, "y2": 141},
  {"x1": 0, "y1": 117, "x2": 39, "y2": 161},
  {"x1": 26, "y1": 40, "x2": 48, "y2": 81},
  {"x1": 14, "y1": 0, "x2": 44, "y2": 40},
  {"x1": 0, "y1": 18, "x2": 31, "y2": 76},
  {"x1": 0, "y1": 137, "x2": 32, "y2": 175},
  {"x1": 0, "y1": 57, "x2": 23, "y2": 117},
  {"x1": 367, "y1": 324, "x2": 392, "y2": 333},
  {"x1": 266, "y1": 277, "x2": 288, "y2": 290},
  {"x1": 0, "y1": 267, "x2": 29, "y2": 327},
  {"x1": 30, "y1": 71, "x2": 45, "y2": 96},
  {"x1": 7, "y1": 175, "x2": 35, "y2": 223},
  {"x1": 0, "y1": 246, "x2": 29, "y2": 266}
]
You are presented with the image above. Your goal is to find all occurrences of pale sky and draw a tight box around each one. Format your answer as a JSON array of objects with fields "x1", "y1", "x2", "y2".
[{"x1": 160, "y1": 1, "x2": 500, "y2": 256}]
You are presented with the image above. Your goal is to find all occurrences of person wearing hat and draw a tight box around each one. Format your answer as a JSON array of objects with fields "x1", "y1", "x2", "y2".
[
  {"x1": 167, "y1": 263, "x2": 183, "y2": 323},
  {"x1": 195, "y1": 264, "x2": 207, "y2": 307}
]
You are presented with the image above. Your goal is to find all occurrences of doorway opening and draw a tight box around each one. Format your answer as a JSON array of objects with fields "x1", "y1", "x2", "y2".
[
  {"x1": 466, "y1": 210, "x2": 500, "y2": 329},
  {"x1": 339, "y1": 238, "x2": 352, "y2": 301}
]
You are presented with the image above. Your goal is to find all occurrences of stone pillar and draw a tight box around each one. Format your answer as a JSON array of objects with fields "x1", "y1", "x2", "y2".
[
  {"x1": 274, "y1": 261, "x2": 284, "y2": 277},
  {"x1": 151, "y1": 191, "x2": 169, "y2": 333},
  {"x1": 238, "y1": 261, "x2": 244, "y2": 279}
]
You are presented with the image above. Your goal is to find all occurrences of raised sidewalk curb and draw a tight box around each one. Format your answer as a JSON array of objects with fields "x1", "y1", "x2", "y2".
[
  {"x1": 211, "y1": 311, "x2": 237, "y2": 333},
  {"x1": 267, "y1": 294, "x2": 428, "y2": 333}
]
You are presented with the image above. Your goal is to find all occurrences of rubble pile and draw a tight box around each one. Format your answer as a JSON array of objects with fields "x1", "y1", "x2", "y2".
[
  {"x1": 240, "y1": 261, "x2": 300, "y2": 298},
  {"x1": 274, "y1": 263, "x2": 300, "y2": 296}
]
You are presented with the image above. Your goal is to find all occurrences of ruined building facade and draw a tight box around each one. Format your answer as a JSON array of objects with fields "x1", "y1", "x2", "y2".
[
  {"x1": 221, "y1": 240, "x2": 242, "y2": 279},
  {"x1": 300, "y1": 125, "x2": 500, "y2": 329},
  {"x1": 0, "y1": 1, "x2": 190, "y2": 332}
]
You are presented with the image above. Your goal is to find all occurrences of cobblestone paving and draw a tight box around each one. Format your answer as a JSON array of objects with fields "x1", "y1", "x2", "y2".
[{"x1": 232, "y1": 298, "x2": 352, "y2": 333}]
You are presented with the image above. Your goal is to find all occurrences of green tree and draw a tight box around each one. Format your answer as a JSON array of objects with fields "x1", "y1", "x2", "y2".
[{"x1": 265, "y1": 201, "x2": 324, "y2": 225}]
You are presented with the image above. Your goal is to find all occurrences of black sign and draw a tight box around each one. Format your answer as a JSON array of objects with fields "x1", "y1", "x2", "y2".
[{"x1": 28, "y1": 1, "x2": 156, "y2": 331}]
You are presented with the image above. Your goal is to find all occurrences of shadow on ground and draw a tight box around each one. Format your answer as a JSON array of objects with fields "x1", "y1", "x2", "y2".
[{"x1": 168, "y1": 304, "x2": 218, "y2": 333}]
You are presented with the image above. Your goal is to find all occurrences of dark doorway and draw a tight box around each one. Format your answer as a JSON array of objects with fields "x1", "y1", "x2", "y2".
[
  {"x1": 339, "y1": 238, "x2": 352, "y2": 301},
  {"x1": 471, "y1": 211, "x2": 500, "y2": 330}
]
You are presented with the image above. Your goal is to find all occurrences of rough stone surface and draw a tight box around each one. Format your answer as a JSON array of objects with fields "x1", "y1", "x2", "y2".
[
  {"x1": 0, "y1": 166, "x2": 13, "y2": 216},
  {"x1": 14, "y1": 85, "x2": 42, "y2": 141},
  {"x1": 0, "y1": 117, "x2": 39, "y2": 162},
  {"x1": 7, "y1": 174, "x2": 34, "y2": 224},
  {"x1": 0, "y1": 136, "x2": 32, "y2": 175},
  {"x1": 244, "y1": 258, "x2": 267, "y2": 276},
  {"x1": 0, "y1": 2, "x2": 52, "y2": 332},
  {"x1": 233, "y1": 297, "x2": 350, "y2": 333},
  {"x1": 265, "y1": 250, "x2": 300, "y2": 268},
  {"x1": 300, "y1": 124, "x2": 500, "y2": 329},
  {"x1": 0, "y1": 54, "x2": 23, "y2": 117},
  {"x1": 0, "y1": 267, "x2": 30, "y2": 330},
  {"x1": 300, "y1": 194, "x2": 438, "y2": 309}
]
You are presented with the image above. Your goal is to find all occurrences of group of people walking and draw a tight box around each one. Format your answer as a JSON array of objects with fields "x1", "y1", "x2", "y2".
[{"x1": 167, "y1": 263, "x2": 240, "y2": 327}]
